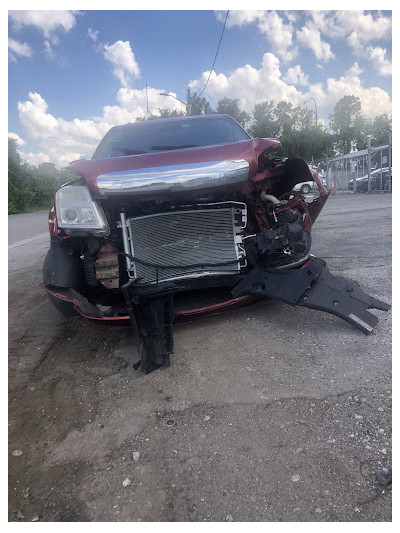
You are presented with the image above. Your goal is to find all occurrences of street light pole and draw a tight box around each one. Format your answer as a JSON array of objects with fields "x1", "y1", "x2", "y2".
[
  {"x1": 304, "y1": 97, "x2": 318, "y2": 126},
  {"x1": 159, "y1": 92, "x2": 188, "y2": 114}
]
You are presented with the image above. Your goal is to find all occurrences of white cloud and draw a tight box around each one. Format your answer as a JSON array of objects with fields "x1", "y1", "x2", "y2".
[
  {"x1": 8, "y1": 132, "x2": 26, "y2": 146},
  {"x1": 98, "y1": 87, "x2": 187, "y2": 125},
  {"x1": 189, "y1": 55, "x2": 391, "y2": 123},
  {"x1": 17, "y1": 92, "x2": 111, "y2": 166},
  {"x1": 284, "y1": 65, "x2": 309, "y2": 86},
  {"x1": 364, "y1": 46, "x2": 392, "y2": 77},
  {"x1": 8, "y1": 38, "x2": 33, "y2": 61},
  {"x1": 217, "y1": 10, "x2": 391, "y2": 78},
  {"x1": 9, "y1": 10, "x2": 79, "y2": 62},
  {"x1": 19, "y1": 151, "x2": 51, "y2": 166},
  {"x1": 308, "y1": 11, "x2": 348, "y2": 40},
  {"x1": 16, "y1": 87, "x2": 187, "y2": 167},
  {"x1": 296, "y1": 21, "x2": 335, "y2": 62},
  {"x1": 307, "y1": 63, "x2": 392, "y2": 121},
  {"x1": 88, "y1": 28, "x2": 99, "y2": 43},
  {"x1": 309, "y1": 10, "x2": 391, "y2": 76},
  {"x1": 335, "y1": 11, "x2": 391, "y2": 50},
  {"x1": 9, "y1": 10, "x2": 78, "y2": 39},
  {"x1": 217, "y1": 10, "x2": 297, "y2": 62},
  {"x1": 116, "y1": 87, "x2": 185, "y2": 114},
  {"x1": 256, "y1": 11, "x2": 297, "y2": 62},
  {"x1": 190, "y1": 53, "x2": 302, "y2": 112},
  {"x1": 310, "y1": 10, "x2": 391, "y2": 45},
  {"x1": 103, "y1": 41, "x2": 140, "y2": 87},
  {"x1": 216, "y1": 10, "x2": 262, "y2": 27},
  {"x1": 43, "y1": 40, "x2": 55, "y2": 59},
  {"x1": 15, "y1": 42, "x2": 392, "y2": 167}
]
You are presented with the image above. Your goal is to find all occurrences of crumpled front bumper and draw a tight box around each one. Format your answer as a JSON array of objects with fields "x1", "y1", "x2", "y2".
[
  {"x1": 42, "y1": 252, "x2": 390, "y2": 375},
  {"x1": 41, "y1": 251, "x2": 389, "y2": 335},
  {"x1": 40, "y1": 283, "x2": 264, "y2": 325}
]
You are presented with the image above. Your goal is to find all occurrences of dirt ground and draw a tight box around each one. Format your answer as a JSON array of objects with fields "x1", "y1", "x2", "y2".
[{"x1": 8, "y1": 194, "x2": 392, "y2": 522}]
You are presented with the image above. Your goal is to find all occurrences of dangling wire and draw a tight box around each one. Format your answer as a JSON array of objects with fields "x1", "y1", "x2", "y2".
[{"x1": 197, "y1": 10, "x2": 229, "y2": 98}]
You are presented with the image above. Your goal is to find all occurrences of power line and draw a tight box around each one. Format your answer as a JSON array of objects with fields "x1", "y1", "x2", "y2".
[{"x1": 197, "y1": 10, "x2": 229, "y2": 98}]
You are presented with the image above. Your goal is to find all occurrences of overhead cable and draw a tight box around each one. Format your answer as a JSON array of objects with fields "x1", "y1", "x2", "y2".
[{"x1": 198, "y1": 10, "x2": 229, "y2": 98}]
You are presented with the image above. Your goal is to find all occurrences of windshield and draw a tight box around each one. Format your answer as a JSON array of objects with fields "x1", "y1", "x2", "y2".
[{"x1": 92, "y1": 116, "x2": 250, "y2": 159}]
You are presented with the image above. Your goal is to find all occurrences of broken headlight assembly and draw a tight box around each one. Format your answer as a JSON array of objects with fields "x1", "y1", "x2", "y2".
[{"x1": 55, "y1": 185, "x2": 109, "y2": 234}]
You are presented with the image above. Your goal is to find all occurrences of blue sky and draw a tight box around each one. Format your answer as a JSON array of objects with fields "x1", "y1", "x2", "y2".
[{"x1": 8, "y1": 6, "x2": 392, "y2": 167}]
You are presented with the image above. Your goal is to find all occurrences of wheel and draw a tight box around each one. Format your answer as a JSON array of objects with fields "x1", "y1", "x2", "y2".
[
  {"x1": 300, "y1": 184, "x2": 311, "y2": 194},
  {"x1": 43, "y1": 249, "x2": 79, "y2": 317}
]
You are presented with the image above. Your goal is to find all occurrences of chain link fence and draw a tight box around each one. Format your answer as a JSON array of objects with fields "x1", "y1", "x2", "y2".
[{"x1": 310, "y1": 136, "x2": 392, "y2": 195}]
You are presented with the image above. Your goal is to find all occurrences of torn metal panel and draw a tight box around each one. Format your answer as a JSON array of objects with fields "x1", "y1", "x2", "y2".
[
  {"x1": 231, "y1": 256, "x2": 390, "y2": 334},
  {"x1": 121, "y1": 279, "x2": 176, "y2": 374}
]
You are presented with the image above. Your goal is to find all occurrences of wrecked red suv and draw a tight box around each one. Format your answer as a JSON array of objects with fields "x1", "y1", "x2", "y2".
[{"x1": 42, "y1": 114, "x2": 389, "y2": 373}]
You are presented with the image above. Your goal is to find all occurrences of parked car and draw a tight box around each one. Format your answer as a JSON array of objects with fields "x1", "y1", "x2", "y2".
[
  {"x1": 292, "y1": 179, "x2": 326, "y2": 194},
  {"x1": 347, "y1": 167, "x2": 392, "y2": 192},
  {"x1": 42, "y1": 114, "x2": 389, "y2": 373}
]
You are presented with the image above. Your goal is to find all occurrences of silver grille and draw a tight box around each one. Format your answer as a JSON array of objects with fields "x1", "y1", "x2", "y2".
[{"x1": 125, "y1": 206, "x2": 246, "y2": 284}]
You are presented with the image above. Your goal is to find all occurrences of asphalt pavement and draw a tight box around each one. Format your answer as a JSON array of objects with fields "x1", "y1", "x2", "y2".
[
  {"x1": 8, "y1": 193, "x2": 392, "y2": 522},
  {"x1": 8, "y1": 210, "x2": 49, "y2": 245}
]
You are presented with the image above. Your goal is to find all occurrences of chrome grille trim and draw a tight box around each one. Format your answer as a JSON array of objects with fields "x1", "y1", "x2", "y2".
[{"x1": 96, "y1": 159, "x2": 249, "y2": 196}]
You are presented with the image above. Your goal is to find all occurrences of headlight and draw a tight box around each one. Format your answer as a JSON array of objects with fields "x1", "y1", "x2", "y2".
[{"x1": 55, "y1": 185, "x2": 108, "y2": 233}]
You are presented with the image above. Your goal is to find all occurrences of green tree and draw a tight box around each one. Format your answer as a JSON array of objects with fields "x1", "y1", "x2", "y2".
[
  {"x1": 329, "y1": 95, "x2": 367, "y2": 153},
  {"x1": 187, "y1": 92, "x2": 214, "y2": 115},
  {"x1": 8, "y1": 138, "x2": 34, "y2": 213},
  {"x1": 8, "y1": 137, "x2": 21, "y2": 169},
  {"x1": 249, "y1": 100, "x2": 279, "y2": 138},
  {"x1": 135, "y1": 108, "x2": 186, "y2": 122},
  {"x1": 8, "y1": 137, "x2": 70, "y2": 214},
  {"x1": 369, "y1": 114, "x2": 392, "y2": 146},
  {"x1": 216, "y1": 98, "x2": 250, "y2": 127},
  {"x1": 248, "y1": 99, "x2": 332, "y2": 159}
]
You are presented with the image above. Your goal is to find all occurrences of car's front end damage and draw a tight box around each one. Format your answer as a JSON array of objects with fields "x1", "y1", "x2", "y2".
[{"x1": 42, "y1": 115, "x2": 390, "y2": 373}]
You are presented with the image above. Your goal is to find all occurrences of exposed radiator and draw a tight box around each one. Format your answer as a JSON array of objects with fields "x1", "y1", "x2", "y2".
[{"x1": 124, "y1": 205, "x2": 246, "y2": 284}]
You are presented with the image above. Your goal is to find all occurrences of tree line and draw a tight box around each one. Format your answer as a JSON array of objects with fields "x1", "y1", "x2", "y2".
[
  {"x1": 9, "y1": 94, "x2": 391, "y2": 214},
  {"x1": 139, "y1": 93, "x2": 391, "y2": 160},
  {"x1": 8, "y1": 138, "x2": 72, "y2": 214}
]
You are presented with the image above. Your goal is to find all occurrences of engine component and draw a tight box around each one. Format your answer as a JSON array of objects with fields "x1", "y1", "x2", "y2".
[
  {"x1": 81, "y1": 238, "x2": 101, "y2": 287},
  {"x1": 94, "y1": 243, "x2": 120, "y2": 289},
  {"x1": 245, "y1": 208, "x2": 311, "y2": 268}
]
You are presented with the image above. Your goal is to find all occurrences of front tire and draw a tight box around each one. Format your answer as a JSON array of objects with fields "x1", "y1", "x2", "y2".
[{"x1": 300, "y1": 184, "x2": 311, "y2": 194}]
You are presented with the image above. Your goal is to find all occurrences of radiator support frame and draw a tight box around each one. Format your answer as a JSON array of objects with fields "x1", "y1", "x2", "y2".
[{"x1": 119, "y1": 203, "x2": 247, "y2": 285}]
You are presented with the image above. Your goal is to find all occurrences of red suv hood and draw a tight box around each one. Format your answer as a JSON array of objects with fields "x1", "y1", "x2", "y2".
[{"x1": 67, "y1": 138, "x2": 280, "y2": 195}]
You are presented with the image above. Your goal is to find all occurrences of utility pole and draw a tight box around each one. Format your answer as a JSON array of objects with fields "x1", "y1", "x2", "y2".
[
  {"x1": 186, "y1": 88, "x2": 191, "y2": 115},
  {"x1": 367, "y1": 138, "x2": 371, "y2": 193},
  {"x1": 146, "y1": 82, "x2": 149, "y2": 119},
  {"x1": 304, "y1": 98, "x2": 318, "y2": 126},
  {"x1": 388, "y1": 132, "x2": 392, "y2": 193}
]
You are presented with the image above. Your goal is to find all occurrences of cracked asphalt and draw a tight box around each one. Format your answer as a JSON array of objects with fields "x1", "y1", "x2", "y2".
[{"x1": 8, "y1": 193, "x2": 391, "y2": 522}]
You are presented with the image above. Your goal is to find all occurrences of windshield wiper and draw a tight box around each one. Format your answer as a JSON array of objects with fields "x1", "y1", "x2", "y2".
[{"x1": 150, "y1": 144, "x2": 200, "y2": 151}]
